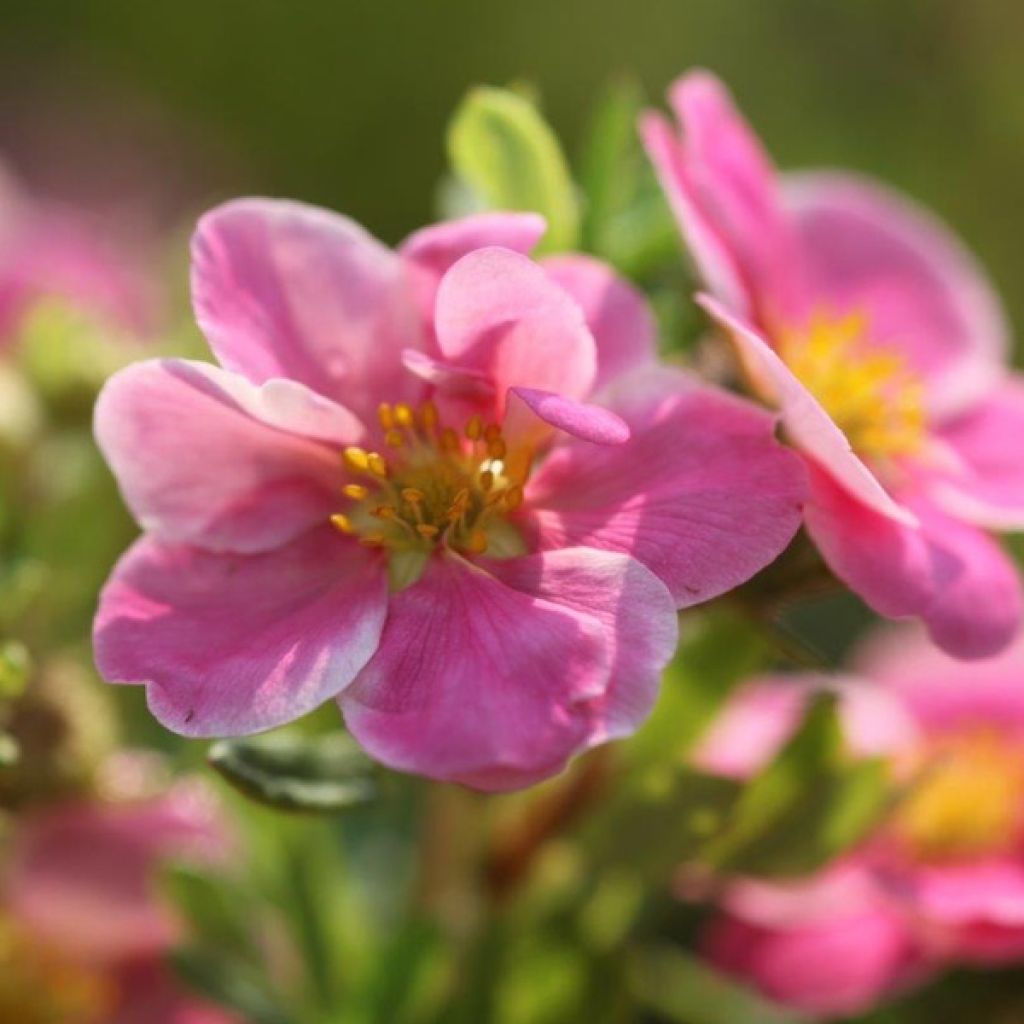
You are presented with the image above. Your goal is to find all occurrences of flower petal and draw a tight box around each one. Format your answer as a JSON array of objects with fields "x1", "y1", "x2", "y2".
[
  {"x1": 434, "y1": 246, "x2": 597, "y2": 412},
  {"x1": 805, "y1": 466, "x2": 1022, "y2": 658},
  {"x1": 399, "y1": 211, "x2": 546, "y2": 326},
  {"x1": 784, "y1": 172, "x2": 1009, "y2": 417},
  {"x1": 6, "y1": 794, "x2": 222, "y2": 963},
  {"x1": 191, "y1": 198, "x2": 425, "y2": 421},
  {"x1": 487, "y1": 547, "x2": 678, "y2": 743},
  {"x1": 94, "y1": 528, "x2": 388, "y2": 736},
  {"x1": 523, "y1": 367, "x2": 806, "y2": 607},
  {"x1": 340, "y1": 553, "x2": 612, "y2": 791},
  {"x1": 541, "y1": 253, "x2": 656, "y2": 390},
  {"x1": 505, "y1": 386, "x2": 630, "y2": 447},
  {"x1": 95, "y1": 359, "x2": 354, "y2": 553},
  {"x1": 929, "y1": 377, "x2": 1024, "y2": 530},
  {"x1": 700, "y1": 293, "x2": 915, "y2": 524}
]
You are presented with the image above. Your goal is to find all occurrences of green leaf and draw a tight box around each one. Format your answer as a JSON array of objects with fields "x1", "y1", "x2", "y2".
[
  {"x1": 629, "y1": 946, "x2": 803, "y2": 1024},
  {"x1": 208, "y1": 731, "x2": 377, "y2": 813},
  {"x1": 703, "y1": 693, "x2": 891, "y2": 878},
  {"x1": 170, "y1": 946, "x2": 291, "y2": 1024},
  {"x1": 0, "y1": 640, "x2": 31, "y2": 700},
  {"x1": 447, "y1": 86, "x2": 579, "y2": 253}
]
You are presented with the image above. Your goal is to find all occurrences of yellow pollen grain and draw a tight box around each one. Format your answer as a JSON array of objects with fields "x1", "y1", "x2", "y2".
[
  {"x1": 342, "y1": 484, "x2": 368, "y2": 500},
  {"x1": 367, "y1": 452, "x2": 389, "y2": 477},
  {"x1": 395, "y1": 403, "x2": 415, "y2": 429},
  {"x1": 467, "y1": 528, "x2": 489, "y2": 554},
  {"x1": 377, "y1": 402, "x2": 394, "y2": 430},
  {"x1": 330, "y1": 513, "x2": 354, "y2": 534},
  {"x1": 342, "y1": 446, "x2": 369, "y2": 472},
  {"x1": 373, "y1": 504, "x2": 398, "y2": 520}
]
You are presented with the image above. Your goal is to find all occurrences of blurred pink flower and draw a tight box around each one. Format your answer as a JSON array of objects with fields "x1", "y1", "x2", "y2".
[
  {"x1": 93, "y1": 201, "x2": 806, "y2": 790},
  {"x1": 695, "y1": 627, "x2": 1024, "y2": 1016},
  {"x1": 0, "y1": 163, "x2": 158, "y2": 342},
  {"x1": 643, "y1": 70, "x2": 1023, "y2": 658},
  {"x1": 1, "y1": 777, "x2": 236, "y2": 1023}
]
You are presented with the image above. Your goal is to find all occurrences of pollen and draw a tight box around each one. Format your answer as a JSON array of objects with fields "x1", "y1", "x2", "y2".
[
  {"x1": 893, "y1": 728, "x2": 1024, "y2": 863},
  {"x1": 330, "y1": 400, "x2": 528, "y2": 561},
  {"x1": 777, "y1": 310, "x2": 926, "y2": 460}
]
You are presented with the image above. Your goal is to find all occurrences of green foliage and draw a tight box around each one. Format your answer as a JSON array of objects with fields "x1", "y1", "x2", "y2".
[
  {"x1": 448, "y1": 86, "x2": 580, "y2": 253},
  {"x1": 208, "y1": 731, "x2": 378, "y2": 813}
]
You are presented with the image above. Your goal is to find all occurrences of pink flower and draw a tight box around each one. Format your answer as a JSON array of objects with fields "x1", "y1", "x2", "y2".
[
  {"x1": 643, "y1": 70, "x2": 1023, "y2": 658},
  {"x1": 1, "y1": 779, "x2": 236, "y2": 1023},
  {"x1": 93, "y1": 201, "x2": 806, "y2": 790},
  {"x1": 0, "y1": 163, "x2": 157, "y2": 342},
  {"x1": 695, "y1": 627, "x2": 1024, "y2": 1015}
]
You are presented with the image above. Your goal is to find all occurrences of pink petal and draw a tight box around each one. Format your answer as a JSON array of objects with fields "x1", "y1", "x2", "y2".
[
  {"x1": 784, "y1": 172, "x2": 1009, "y2": 418},
  {"x1": 400, "y1": 348, "x2": 496, "y2": 403},
  {"x1": 541, "y1": 253, "x2": 657, "y2": 390},
  {"x1": 805, "y1": 467, "x2": 1022, "y2": 658},
  {"x1": 929, "y1": 377, "x2": 1024, "y2": 530},
  {"x1": 191, "y1": 198, "x2": 425, "y2": 422},
  {"x1": 95, "y1": 359, "x2": 353, "y2": 553},
  {"x1": 112, "y1": 960, "x2": 241, "y2": 1024},
  {"x1": 94, "y1": 528, "x2": 388, "y2": 736},
  {"x1": 340, "y1": 552, "x2": 613, "y2": 791},
  {"x1": 639, "y1": 111, "x2": 750, "y2": 315},
  {"x1": 523, "y1": 368, "x2": 806, "y2": 607},
  {"x1": 700, "y1": 293, "x2": 915, "y2": 524},
  {"x1": 434, "y1": 247, "x2": 598, "y2": 414},
  {"x1": 642, "y1": 71, "x2": 802, "y2": 317},
  {"x1": 6, "y1": 795, "x2": 222, "y2": 964},
  {"x1": 487, "y1": 548, "x2": 678, "y2": 743},
  {"x1": 399, "y1": 211, "x2": 546, "y2": 327},
  {"x1": 506, "y1": 386, "x2": 630, "y2": 447},
  {"x1": 705, "y1": 874, "x2": 922, "y2": 1017}
]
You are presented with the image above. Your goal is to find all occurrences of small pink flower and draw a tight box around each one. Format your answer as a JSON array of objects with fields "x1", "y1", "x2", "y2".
[
  {"x1": 1, "y1": 779, "x2": 236, "y2": 1023},
  {"x1": 93, "y1": 201, "x2": 806, "y2": 790},
  {"x1": 0, "y1": 163, "x2": 157, "y2": 341},
  {"x1": 643, "y1": 70, "x2": 1023, "y2": 658},
  {"x1": 696, "y1": 627, "x2": 1024, "y2": 1015}
]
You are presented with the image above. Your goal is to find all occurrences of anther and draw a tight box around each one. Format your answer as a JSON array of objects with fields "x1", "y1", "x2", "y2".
[
  {"x1": 487, "y1": 438, "x2": 507, "y2": 460},
  {"x1": 416, "y1": 524, "x2": 440, "y2": 539},
  {"x1": 378, "y1": 403, "x2": 394, "y2": 430},
  {"x1": 330, "y1": 513, "x2": 354, "y2": 534},
  {"x1": 420, "y1": 401, "x2": 438, "y2": 430},
  {"x1": 385, "y1": 429, "x2": 404, "y2": 448},
  {"x1": 395, "y1": 403, "x2": 415, "y2": 429},
  {"x1": 367, "y1": 453, "x2": 389, "y2": 477},
  {"x1": 343, "y1": 447, "x2": 369, "y2": 472},
  {"x1": 342, "y1": 484, "x2": 369, "y2": 500},
  {"x1": 483, "y1": 424, "x2": 502, "y2": 443},
  {"x1": 401, "y1": 487, "x2": 425, "y2": 504},
  {"x1": 441, "y1": 428, "x2": 460, "y2": 451},
  {"x1": 466, "y1": 415, "x2": 482, "y2": 440},
  {"x1": 373, "y1": 504, "x2": 398, "y2": 520},
  {"x1": 466, "y1": 529, "x2": 489, "y2": 554}
]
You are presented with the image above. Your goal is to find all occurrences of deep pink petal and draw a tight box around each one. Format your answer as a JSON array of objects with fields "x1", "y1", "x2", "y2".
[
  {"x1": 700, "y1": 293, "x2": 914, "y2": 524},
  {"x1": 506, "y1": 387, "x2": 630, "y2": 447},
  {"x1": 434, "y1": 247, "x2": 597, "y2": 414},
  {"x1": 487, "y1": 548, "x2": 678, "y2": 743},
  {"x1": 191, "y1": 198, "x2": 425, "y2": 421},
  {"x1": 6, "y1": 793, "x2": 223, "y2": 964},
  {"x1": 340, "y1": 553, "x2": 612, "y2": 791},
  {"x1": 95, "y1": 359, "x2": 354, "y2": 553},
  {"x1": 805, "y1": 467, "x2": 1023, "y2": 658},
  {"x1": 929, "y1": 377, "x2": 1024, "y2": 530},
  {"x1": 94, "y1": 529, "x2": 388, "y2": 737},
  {"x1": 784, "y1": 172, "x2": 1009, "y2": 417},
  {"x1": 523, "y1": 368, "x2": 806, "y2": 607},
  {"x1": 399, "y1": 211, "x2": 546, "y2": 327},
  {"x1": 541, "y1": 253, "x2": 656, "y2": 390}
]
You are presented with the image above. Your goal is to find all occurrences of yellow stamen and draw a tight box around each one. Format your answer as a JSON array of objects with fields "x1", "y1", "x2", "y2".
[
  {"x1": 343, "y1": 446, "x2": 370, "y2": 472},
  {"x1": 487, "y1": 438, "x2": 507, "y2": 460},
  {"x1": 378, "y1": 402, "x2": 394, "y2": 430},
  {"x1": 466, "y1": 414, "x2": 482, "y2": 440},
  {"x1": 342, "y1": 484, "x2": 368, "y2": 500},
  {"x1": 330, "y1": 513, "x2": 355, "y2": 534},
  {"x1": 467, "y1": 529, "x2": 489, "y2": 554},
  {"x1": 417, "y1": 524, "x2": 440, "y2": 539},
  {"x1": 395, "y1": 403, "x2": 415, "y2": 429},
  {"x1": 421, "y1": 401, "x2": 439, "y2": 430},
  {"x1": 367, "y1": 452, "x2": 389, "y2": 477}
]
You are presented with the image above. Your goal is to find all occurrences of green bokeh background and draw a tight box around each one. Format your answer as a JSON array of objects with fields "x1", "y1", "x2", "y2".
[{"x1": 4, "y1": 0, "x2": 1023, "y2": 335}]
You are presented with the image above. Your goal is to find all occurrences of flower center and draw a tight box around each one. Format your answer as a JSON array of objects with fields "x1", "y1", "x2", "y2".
[
  {"x1": 0, "y1": 916, "x2": 115, "y2": 1023},
  {"x1": 331, "y1": 401, "x2": 527, "y2": 564},
  {"x1": 777, "y1": 310, "x2": 926, "y2": 460},
  {"x1": 893, "y1": 728, "x2": 1024, "y2": 863}
]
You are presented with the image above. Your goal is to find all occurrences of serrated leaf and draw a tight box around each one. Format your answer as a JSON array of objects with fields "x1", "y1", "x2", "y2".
[
  {"x1": 208, "y1": 731, "x2": 376, "y2": 813},
  {"x1": 448, "y1": 86, "x2": 579, "y2": 253}
]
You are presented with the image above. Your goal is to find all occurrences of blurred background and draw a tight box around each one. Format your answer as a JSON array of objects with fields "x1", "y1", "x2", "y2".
[{"x1": 3, "y1": 2, "x2": 1024, "y2": 1022}]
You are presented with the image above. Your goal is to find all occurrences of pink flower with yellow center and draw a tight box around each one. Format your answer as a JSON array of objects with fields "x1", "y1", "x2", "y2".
[
  {"x1": 643, "y1": 70, "x2": 1024, "y2": 658},
  {"x1": 695, "y1": 627, "x2": 1024, "y2": 1017},
  {"x1": 0, "y1": 776, "x2": 235, "y2": 1024},
  {"x1": 93, "y1": 202, "x2": 806, "y2": 790}
]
